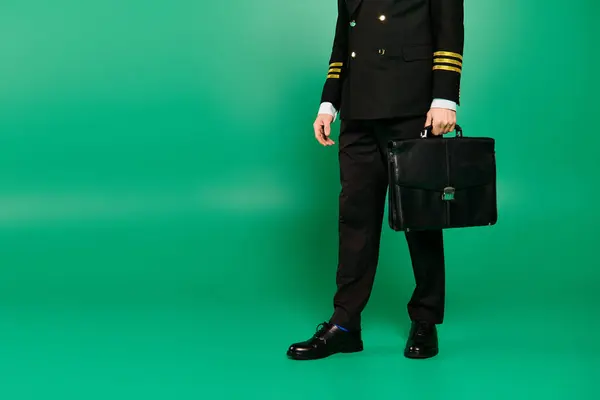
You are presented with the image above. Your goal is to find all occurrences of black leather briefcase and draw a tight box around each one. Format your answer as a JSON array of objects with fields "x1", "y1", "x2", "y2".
[{"x1": 387, "y1": 125, "x2": 497, "y2": 231}]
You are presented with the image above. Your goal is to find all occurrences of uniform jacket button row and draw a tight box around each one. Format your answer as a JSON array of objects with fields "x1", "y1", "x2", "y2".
[
  {"x1": 348, "y1": 14, "x2": 388, "y2": 58},
  {"x1": 350, "y1": 48, "x2": 387, "y2": 58},
  {"x1": 349, "y1": 15, "x2": 386, "y2": 27}
]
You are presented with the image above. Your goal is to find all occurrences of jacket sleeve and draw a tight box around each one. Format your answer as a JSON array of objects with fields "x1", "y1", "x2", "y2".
[
  {"x1": 320, "y1": 0, "x2": 349, "y2": 110},
  {"x1": 430, "y1": 0, "x2": 464, "y2": 105}
]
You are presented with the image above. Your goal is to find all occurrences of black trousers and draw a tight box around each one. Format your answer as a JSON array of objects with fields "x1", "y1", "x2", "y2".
[{"x1": 329, "y1": 115, "x2": 445, "y2": 331}]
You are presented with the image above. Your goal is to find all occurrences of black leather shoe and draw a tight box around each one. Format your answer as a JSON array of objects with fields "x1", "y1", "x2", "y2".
[
  {"x1": 287, "y1": 322, "x2": 363, "y2": 360},
  {"x1": 404, "y1": 321, "x2": 439, "y2": 359}
]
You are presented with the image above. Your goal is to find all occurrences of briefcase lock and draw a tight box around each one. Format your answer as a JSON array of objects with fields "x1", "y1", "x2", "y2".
[{"x1": 442, "y1": 187, "x2": 455, "y2": 201}]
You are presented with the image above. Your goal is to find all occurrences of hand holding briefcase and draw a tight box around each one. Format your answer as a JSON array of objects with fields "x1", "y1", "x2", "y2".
[{"x1": 387, "y1": 125, "x2": 498, "y2": 232}]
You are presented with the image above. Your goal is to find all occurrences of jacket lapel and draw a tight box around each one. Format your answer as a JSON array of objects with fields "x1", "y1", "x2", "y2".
[{"x1": 345, "y1": 0, "x2": 363, "y2": 16}]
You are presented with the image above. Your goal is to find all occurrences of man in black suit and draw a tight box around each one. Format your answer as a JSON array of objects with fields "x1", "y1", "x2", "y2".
[{"x1": 287, "y1": 0, "x2": 464, "y2": 360}]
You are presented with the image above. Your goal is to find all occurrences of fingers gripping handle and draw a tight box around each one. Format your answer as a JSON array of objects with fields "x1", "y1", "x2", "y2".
[{"x1": 420, "y1": 124, "x2": 463, "y2": 138}]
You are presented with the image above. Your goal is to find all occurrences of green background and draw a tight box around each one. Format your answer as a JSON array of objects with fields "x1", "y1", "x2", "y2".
[{"x1": 0, "y1": 0, "x2": 598, "y2": 398}]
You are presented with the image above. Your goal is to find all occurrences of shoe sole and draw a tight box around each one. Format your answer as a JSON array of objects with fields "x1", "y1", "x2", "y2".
[
  {"x1": 404, "y1": 348, "x2": 439, "y2": 359},
  {"x1": 287, "y1": 345, "x2": 364, "y2": 361}
]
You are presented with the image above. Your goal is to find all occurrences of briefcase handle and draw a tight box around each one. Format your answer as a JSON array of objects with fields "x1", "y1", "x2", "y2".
[{"x1": 420, "y1": 124, "x2": 463, "y2": 138}]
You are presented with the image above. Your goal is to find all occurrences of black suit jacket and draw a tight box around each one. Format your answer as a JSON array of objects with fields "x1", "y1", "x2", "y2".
[{"x1": 321, "y1": 0, "x2": 464, "y2": 120}]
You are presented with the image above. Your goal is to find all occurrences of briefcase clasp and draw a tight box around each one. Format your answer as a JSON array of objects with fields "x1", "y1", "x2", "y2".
[{"x1": 442, "y1": 187, "x2": 455, "y2": 201}]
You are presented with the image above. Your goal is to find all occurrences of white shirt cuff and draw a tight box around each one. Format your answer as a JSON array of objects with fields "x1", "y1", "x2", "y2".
[
  {"x1": 431, "y1": 98, "x2": 457, "y2": 111},
  {"x1": 318, "y1": 102, "x2": 338, "y2": 122}
]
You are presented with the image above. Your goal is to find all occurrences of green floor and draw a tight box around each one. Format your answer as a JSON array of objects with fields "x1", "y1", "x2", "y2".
[
  {"x1": 1, "y1": 214, "x2": 598, "y2": 398},
  {"x1": 1, "y1": 0, "x2": 598, "y2": 398}
]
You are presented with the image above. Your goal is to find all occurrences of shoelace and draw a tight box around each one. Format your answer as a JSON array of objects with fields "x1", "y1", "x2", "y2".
[
  {"x1": 314, "y1": 322, "x2": 329, "y2": 336},
  {"x1": 313, "y1": 322, "x2": 331, "y2": 342}
]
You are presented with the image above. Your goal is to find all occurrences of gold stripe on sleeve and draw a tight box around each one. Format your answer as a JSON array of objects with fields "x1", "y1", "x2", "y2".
[
  {"x1": 434, "y1": 58, "x2": 463, "y2": 67},
  {"x1": 433, "y1": 51, "x2": 463, "y2": 60},
  {"x1": 327, "y1": 74, "x2": 340, "y2": 79},
  {"x1": 433, "y1": 65, "x2": 462, "y2": 74}
]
